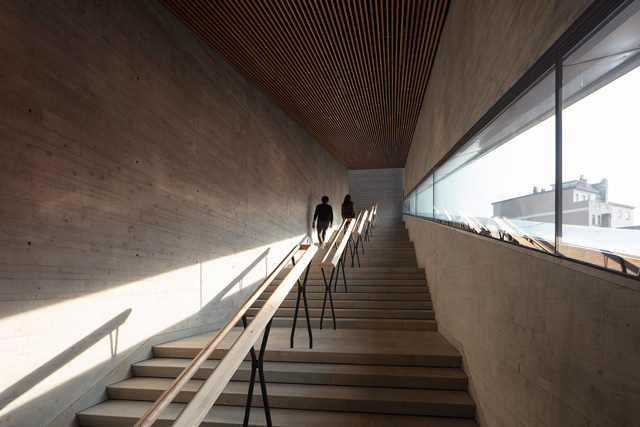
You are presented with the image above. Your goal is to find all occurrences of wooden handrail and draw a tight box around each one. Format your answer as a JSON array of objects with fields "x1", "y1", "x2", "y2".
[
  {"x1": 134, "y1": 244, "x2": 317, "y2": 427},
  {"x1": 351, "y1": 210, "x2": 367, "y2": 236},
  {"x1": 319, "y1": 218, "x2": 347, "y2": 265},
  {"x1": 319, "y1": 217, "x2": 358, "y2": 268},
  {"x1": 366, "y1": 205, "x2": 374, "y2": 223},
  {"x1": 371, "y1": 203, "x2": 378, "y2": 225},
  {"x1": 173, "y1": 244, "x2": 317, "y2": 426}
]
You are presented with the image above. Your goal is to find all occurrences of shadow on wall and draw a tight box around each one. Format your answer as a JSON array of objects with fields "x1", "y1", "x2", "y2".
[
  {"x1": 0, "y1": 309, "x2": 132, "y2": 411},
  {"x1": 307, "y1": 193, "x2": 314, "y2": 242},
  {"x1": 206, "y1": 247, "x2": 270, "y2": 307},
  {"x1": 0, "y1": 236, "x2": 312, "y2": 426}
]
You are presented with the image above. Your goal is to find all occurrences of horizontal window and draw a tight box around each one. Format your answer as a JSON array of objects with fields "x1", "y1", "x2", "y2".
[{"x1": 405, "y1": 0, "x2": 640, "y2": 278}]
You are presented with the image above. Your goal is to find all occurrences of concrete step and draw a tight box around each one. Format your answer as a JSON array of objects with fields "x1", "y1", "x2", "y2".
[
  {"x1": 256, "y1": 317, "x2": 438, "y2": 331},
  {"x1": 367, "y1": 232, "x2": 409, "y2": 238},
  {"x1": 263, "y1": 291, "x2": 431, "y2": 301},
  {"x1": 283, "y1": 272, "x2": 427, "y2": 280},
  {"x1": 313, "y1": 258, "x2": 418, "y2": 267},
  {"x1": 132, "y1": 358, "x2": 467, "y2": 390},
  {"x1": 335, "y1": 253, "x2": 418, "y2": 260},
  {"x1": 267, "y1": 285, "x2": 428, "y2": 294},
  {"x1": 247, "y1": 307, "x2": 436, "y2": 320},
  {"x1": 327, "y1": 261, "x2": 419, "y2": 269},
  {"x1": 363, "y1": 239, "x2": 411, "y2": 244},
  {"x1": 152, "y1": 328, "x2": 461, "y2": 367},
  {"x1": 312, "y1": 251, "x2": 417, "y2": 260},
  {"x1": 107, "y1": 378, "x2": 475, "y2": 418},
  {"x1": 278, "y1": 266, "x2": 425, "y2": 275},
  {"x1": 77, "y1": 400, "x2": 479, "y2": 426},
  {"x1": 271, "y1": 278, "x2": 426, "y2": 286},
  {"x1": 255, "y1": 299, "x2": 433, "y2": 310},
  {"x1": 355, "y1": 248, "x2": 415, "y2": 253},
  {"x1": 357, "y1": 243, "x2": 414, "y2": 249}
]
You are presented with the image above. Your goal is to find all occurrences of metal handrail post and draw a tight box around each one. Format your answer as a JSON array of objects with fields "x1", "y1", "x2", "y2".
[
  {"x1": 319, "y1": 267, "x2": 337, "y2": 330},
  {"x1": 290, "y1": 258, "x2": 313, "y2": 349},
  {"x1": 240, "y1": 316, "x2": 273, "y2": 427}
]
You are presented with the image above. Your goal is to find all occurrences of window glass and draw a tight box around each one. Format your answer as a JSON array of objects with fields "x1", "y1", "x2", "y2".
[
  {"x1": 432, "y1": 71, "x2": 556, "y2": 251},
  {"x1": 404, "y1": 0, "x2": 640, "y2": 277},
  {"x1": 415, "y1": 175, "x2": 434, "y2": 218},
  {"x1": 561, "y1": 2, "x2": 640, "y2": 273}
]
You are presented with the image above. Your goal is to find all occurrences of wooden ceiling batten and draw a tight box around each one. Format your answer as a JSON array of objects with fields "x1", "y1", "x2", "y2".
[{"x1": 161, "y1": 0, "x2": 449, "y2": 169}]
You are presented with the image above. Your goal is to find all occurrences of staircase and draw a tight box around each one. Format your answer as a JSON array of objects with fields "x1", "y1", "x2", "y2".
[{"x1": 77, "y1": 222, "x2": 478, "y2": 426}]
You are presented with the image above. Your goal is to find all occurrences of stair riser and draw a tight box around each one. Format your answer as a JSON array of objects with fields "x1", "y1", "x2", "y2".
[
  {"x1": 262, "y1": 292, "x2": 431, "y2": 301},
  {"x1": 106, "y1": 388, "x2": 474, "y2": 418},
  {"x1": 271, "y1": 279, "x2": 426, "y2": 286},
  {"x1": 352, "y1": 250, "x2": 416, "y2": 255},
  {"x1": 273, "y1": 276, "x2": 426, "y2": 284},
  {"x1": 342, "y1": 262, "x2": 419, "y2": 267},
  {"x1": 279, "y1": 267, "x2": 425, "y2": 275},
  {"x1": 151, "y1": 348, "x2": 459, "y2": 368},
  {"x1": 77, "y1": 404, "x2": 478, "y2": 427},
  {"x1": 255, "y1": 300, "x2": 433, "y2": 310},
  {"x1": 131, "y1": 364, "x2": 467, "y2": 390},
  {"x1": 266, "y1": 286, "x2": 429, "y2": 293},
  {"x1": 313, "y1": 253, "x2": 417, "y2": 260},
  {"x1": 264, "y1": 317, "x2": 438, "y2": 331},
  {"x1": 339, "y1": 258, "x2": 418, "y2": 264},
  {"x1": 247, "y1": 308, "x2": 436, "y2": 320}
]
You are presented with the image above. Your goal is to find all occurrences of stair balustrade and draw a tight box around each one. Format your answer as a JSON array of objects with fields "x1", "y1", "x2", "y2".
[
  {"x1": 134, "y1": 244, "x2": 318, "y2": 427},
  {"x1": 315, "y1": 216, "x2": 358, "y2": 330}
]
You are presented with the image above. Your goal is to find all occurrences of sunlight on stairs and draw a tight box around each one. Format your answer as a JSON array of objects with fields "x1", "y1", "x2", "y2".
[{"x1": 77, "y1": 222, "x2": 478, "y2": 426}]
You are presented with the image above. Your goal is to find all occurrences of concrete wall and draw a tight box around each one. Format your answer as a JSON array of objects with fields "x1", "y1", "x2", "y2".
[
  {"x1": 348, "y1": 169, "x2": 404, "y2": 222},
  {"x1": 406, "y1": 217, "x2": 640, "y2": 427},
  {"x1": 404, "y1": 0, "x2": 640, "y2": 426},
  {"x1": 405, "y1": 0, "x2": 594, "y2": 191},
  {"x1": 0, "y1": 1, "x2": 347, "y2": 426}
]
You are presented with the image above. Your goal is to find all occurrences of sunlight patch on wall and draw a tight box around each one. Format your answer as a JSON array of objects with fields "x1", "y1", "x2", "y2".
[{"x1": 0, "y1": 234, "x2": 305, "y2": 422}]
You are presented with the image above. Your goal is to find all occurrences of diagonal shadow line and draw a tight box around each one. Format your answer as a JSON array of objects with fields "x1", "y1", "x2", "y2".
[
  {"x1": 206, "y1": 248, "x2": 271, "y2": 307},
  {"x1": 0, "y1": 308, "x2": 132, "y2": 411},
  {"x1": 195, "y1": 234, "x2": 311, "y2": 314}
]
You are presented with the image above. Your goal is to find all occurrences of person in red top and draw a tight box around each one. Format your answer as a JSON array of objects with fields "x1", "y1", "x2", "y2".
[{"x1": 341, "y1": 194, "x2": 355, "y2": 219}]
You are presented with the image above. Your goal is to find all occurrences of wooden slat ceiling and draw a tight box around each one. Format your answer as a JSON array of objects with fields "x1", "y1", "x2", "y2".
[{"x1": 161, "y1": 0, "x2": 449, "y2": 169}]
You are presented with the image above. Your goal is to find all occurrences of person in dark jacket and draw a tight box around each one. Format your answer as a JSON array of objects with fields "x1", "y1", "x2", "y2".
[
  {"x1": 312, "y1": 196, "x2": 333, "y2": 246},
  {"x1": 341, "y1": 194, "x2": 356, "y2": 219}
]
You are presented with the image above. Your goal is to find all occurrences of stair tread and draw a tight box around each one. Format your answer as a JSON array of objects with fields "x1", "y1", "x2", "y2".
[
  {"x1": 134, "y1": 358, "x2": 466, "y2": 380},
  {"x1": 108, "y1": 378, "x2": 476, "y2": 410},
  {"x1": 271, "y1": 279, "x2": 426, "y2": 284},
  {"x1": 265, "y1": 292, "x2": 431, "y2": 301},
  {"x1": 261, "y1": 300, "x2": 433, "y2": 309},
  {"x1": 78, "y1": 400, "x2": 479, "y2": 426},
  {"x1": 132, "y1": 359, "x2": 467, "y2": 389},
  {"x1": 153, "y1": 328, "x2": 459, "y2": 366},
  {"x1": 280, "y1": 267, "x2": 425, "y2": 274},
  {"x1": 249, "y1": 307, "x2": 435, "y2": 314}
]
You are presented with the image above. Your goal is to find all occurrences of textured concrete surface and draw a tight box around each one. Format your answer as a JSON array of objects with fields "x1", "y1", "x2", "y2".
[
  {"x1": 406, "y1": 217, "x2": 640, "y2": 427},
  {"x1": 405, "y1": 0, "x2": 592, "y2": 192},
  {"x1": 348, "y1": 168, "x2": 404, "y2": 222},
  {"x1": 403, "y1": 0, "x2": 640, "y2": 426},
  {"x1": 0, "y1": 1, "x2": 346, "y2": 426}
]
